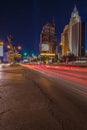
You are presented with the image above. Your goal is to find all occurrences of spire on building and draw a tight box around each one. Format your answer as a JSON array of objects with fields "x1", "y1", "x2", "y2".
[
  {"x1": 71, "y1": 4, "x2": 79, "y2": 18},
  {"x1": 73, "y1": 4, "x2": 78, "y2": 12}
]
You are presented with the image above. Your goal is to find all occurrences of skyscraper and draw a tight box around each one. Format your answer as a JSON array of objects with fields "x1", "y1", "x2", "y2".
[
  {"x1": 60, "y1": 5, "x2": 86, "y2": 57},
  {"x1": 69, "y1": 5, "x2": 86, "y2": 57},
  {"x1": 69, "y1": 5, "x2": 81, "y2": 53}
]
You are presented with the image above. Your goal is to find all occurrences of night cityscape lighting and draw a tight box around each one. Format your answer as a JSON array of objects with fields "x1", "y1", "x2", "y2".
[
  {"x1": 0, "y1": 1, "x2": 87, "y2": 129},
  {"x1": 0, "y1": 0, "x2": 87, "y2": 63}
]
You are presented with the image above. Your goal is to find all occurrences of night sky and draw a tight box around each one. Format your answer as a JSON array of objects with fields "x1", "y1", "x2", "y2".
[{"x1": 0, "y1": 0, "x2": 87, "y2": 55}]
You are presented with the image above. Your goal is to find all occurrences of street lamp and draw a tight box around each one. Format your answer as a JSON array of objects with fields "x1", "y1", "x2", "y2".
[
  {"x1": 7, "y1": 45, "x2": 10, "y2": 49},
  {"x1": 18, "y1": 46, "x2": 22, "y2": 50}
]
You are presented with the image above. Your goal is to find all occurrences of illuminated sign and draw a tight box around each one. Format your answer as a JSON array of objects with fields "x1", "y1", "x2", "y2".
[
  {"x1": 0, "y1": 46, "x2": 3, "y2": 56},
  {"x1": 41, "y1": 44, "x2": 49, "y2": 51},
  {"x1": 40, "y1": 53, "x2": 56, "y2": 56}
]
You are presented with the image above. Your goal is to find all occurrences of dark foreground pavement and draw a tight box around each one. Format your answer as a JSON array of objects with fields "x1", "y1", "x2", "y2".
[
  {"x1": 0, "y1": 65, "x2": 87, "y2": 130},
  {"x1": 0, "y1": 66, "x2": 61, "y2": 130}
]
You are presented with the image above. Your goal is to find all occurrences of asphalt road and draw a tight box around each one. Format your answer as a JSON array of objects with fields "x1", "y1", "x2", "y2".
[{"x1": 0, "y1": 65, "x2": 87, "y2": 130}]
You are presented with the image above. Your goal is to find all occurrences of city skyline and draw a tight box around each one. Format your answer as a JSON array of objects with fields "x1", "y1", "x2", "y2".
[{"x1": 0, "y1": 0, "x2": 87, "y2": 55}]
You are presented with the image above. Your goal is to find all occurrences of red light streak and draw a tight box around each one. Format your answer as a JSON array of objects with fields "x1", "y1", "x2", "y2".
[{"x1": 21, "y1": 64, "x2": 87, "y2": 86}]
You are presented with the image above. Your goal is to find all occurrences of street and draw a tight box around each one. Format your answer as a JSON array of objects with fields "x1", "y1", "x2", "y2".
[{"x1": 0, "y1": 64, "x2": 87, "y2": 130}]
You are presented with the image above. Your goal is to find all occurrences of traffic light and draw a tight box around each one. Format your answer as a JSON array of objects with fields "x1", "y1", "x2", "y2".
[
  {"x1": 31, "y1": 53, "x2": 34, "y2": 57},
  {"x1": 23, "y1": 52, "x2": 27, "y2": 56}
]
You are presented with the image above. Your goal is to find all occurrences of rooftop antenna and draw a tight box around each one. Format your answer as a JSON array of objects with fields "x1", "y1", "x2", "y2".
[{"x1": 74, "y1": 0, "x2": 77, "y2": 7}]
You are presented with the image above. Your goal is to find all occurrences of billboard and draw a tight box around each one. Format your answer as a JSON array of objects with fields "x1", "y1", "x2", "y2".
[
  {"x1": 41, "y1": 44, "x2": 49, "y2": 51},
  {"x1": 0, "y1": 46, "x2": 3, "y2": 57}
]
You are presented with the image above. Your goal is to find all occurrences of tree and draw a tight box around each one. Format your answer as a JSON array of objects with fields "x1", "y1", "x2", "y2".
[{"x1": 7, "y1": 35, "x2": 22, "y2": 65}]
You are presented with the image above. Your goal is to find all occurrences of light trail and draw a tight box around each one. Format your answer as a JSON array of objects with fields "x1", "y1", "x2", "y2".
[
  {"x1": 22, "y1": 64, "x2": 87, "y2": 86},
  {"x1": 46, "y1": 67, "x2": 87, "y2": 79},
  {"x1": 35, "y1": 65, "x2": 87, "y2": 86},
  {"x1": 46, "y1": 65, "x2": 87, "y2": 72}
]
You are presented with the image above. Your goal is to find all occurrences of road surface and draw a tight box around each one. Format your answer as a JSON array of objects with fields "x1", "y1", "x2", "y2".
[{"x1": 0, "y1": 64, "x2": 87, "y2": 130}]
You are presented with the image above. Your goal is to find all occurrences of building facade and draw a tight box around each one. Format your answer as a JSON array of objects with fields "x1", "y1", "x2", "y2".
[
  {"x1": 40, "y1": 23, "x2": 57, "y2": 54},
  {"x1": 39, "y1": 22, "x2": 57, "y2": 63},
  {"x1": 72, "y1": 22, "x2": 85, "y2": 57},
  {"x1": 69, "y1": 5, "x2": 81, "y2": 53},
  {"x1": 60, "y1": 5, "x2": 86, "y2": 57},
  {"x1": 60, "y1": 25, "x2": 70, "y2": 55},
  {"x1": 40, "y1": 23, "x2": 56, "y2": 53}
]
